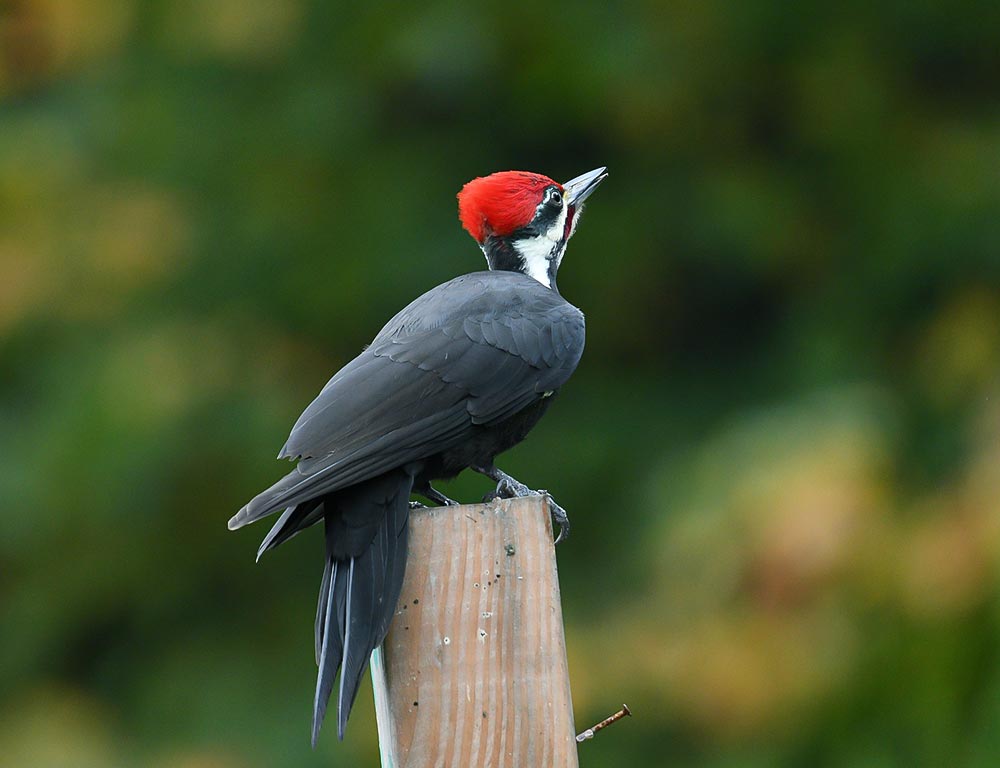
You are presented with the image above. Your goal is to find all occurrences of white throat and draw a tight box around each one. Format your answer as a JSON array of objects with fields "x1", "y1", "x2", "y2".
[
  {"x1": 514, "y1": 235, "x2": 556, "y2": 288},
  {"x1": 512, "y1": 204, "x2": 568, "y2": 289}
]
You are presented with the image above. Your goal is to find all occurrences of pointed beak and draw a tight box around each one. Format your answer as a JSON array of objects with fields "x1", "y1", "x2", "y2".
[{"x1": 562, "y1": 166, "x2": 608, "y2": 207}]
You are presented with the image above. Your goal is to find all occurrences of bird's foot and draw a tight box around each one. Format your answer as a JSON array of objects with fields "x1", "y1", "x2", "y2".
[
  {"x1": 419, "y1": 482, "x2": 460, "y2": 507},
  {"x1": 496, "y1": 473, "x2": 532, "y2": 499},
  {"x1": 476, "y1": 466, "x2": 570, "y2": 544},
  {"x1": 409, "y1": 501, "x2": 429, "y2": 510},
  {"x1": 480, "y1": 468, "x2": 531, "y2": 502},
  {"x1": 544, "y1": 494, "x2": 571, "y2": 545}
]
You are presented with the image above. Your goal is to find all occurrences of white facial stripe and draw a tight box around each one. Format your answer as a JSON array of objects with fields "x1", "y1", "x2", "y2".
[
  {"x1": 513, "y1": 203, "x2": 571, "y2": 288},
  {"x1": 514, "y1": 235, "x2": 555, "y2": 287},
  {"x1": 547, "y1": 204, "x2": 568, "y2": 243},
  {"x1": 514, "y1": 206, "x2": 566, "y2": 288}
]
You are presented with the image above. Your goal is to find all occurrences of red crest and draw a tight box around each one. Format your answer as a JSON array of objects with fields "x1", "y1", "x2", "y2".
[{"x1": 457, "y1": 171, "x2": 561, "y2": 243}]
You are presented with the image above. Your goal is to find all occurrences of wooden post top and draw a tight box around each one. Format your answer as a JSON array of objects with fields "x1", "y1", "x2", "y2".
[{"x1": 372, "y1": 494, "x2": 579, "y2": 767}]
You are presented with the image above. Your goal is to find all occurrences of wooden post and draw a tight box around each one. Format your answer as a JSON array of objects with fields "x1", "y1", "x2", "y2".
[{"x1": 371, "y1": 495, "x2": 579, "y2": 767}]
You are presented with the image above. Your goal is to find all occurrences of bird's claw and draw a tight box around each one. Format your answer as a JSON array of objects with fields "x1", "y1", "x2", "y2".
[
  {"x1": 474, "y1": 467, "x2": 570, "y2": 544},
  {"x1": 483, "y1": 474, "x2": 531, "y2": 502},
  {"x1": 408, "y1": 501, "x2": 428, "y2": 510},
  {"x1": 497, "y1": 475, "x2": 532, "y2": 498},
  {"x1": 420, "y1": 483, "x2": 460, "y2": 507},
  {"x1": 546, "y1": 496, "x2": 571, "y2": 544}
]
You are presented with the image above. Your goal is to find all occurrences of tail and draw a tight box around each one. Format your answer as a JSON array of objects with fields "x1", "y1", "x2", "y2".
[
  {"x1": 280, "y1": 471, "x2": 411, "y2": 746},
  {"x1": 232, "y1": 467, "x2": 413, "y2": 745}
]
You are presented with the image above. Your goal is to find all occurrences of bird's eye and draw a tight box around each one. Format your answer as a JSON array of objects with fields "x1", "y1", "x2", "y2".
[{"x1": 547, "y1": 188, "x2": 563, "y2": 207}]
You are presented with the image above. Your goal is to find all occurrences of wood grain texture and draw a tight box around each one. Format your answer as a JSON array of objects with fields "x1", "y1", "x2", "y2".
[{"x1": 371, "y1": 495, "x2": 578, "y2": 768}]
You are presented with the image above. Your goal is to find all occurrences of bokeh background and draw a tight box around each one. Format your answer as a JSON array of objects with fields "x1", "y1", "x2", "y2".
[{"x1": 3, "y1": 1, "x2": 1000, "y2": 766}]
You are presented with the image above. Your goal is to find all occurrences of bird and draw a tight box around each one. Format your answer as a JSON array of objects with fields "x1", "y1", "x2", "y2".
[{"x1": 228, "y1": 166, "x2": 607, "y2": 745}]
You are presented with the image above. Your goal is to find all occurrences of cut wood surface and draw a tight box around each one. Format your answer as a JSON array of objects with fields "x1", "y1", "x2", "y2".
[{"x1": 371, "y1": 494, "x2": 579, "y2": 767}]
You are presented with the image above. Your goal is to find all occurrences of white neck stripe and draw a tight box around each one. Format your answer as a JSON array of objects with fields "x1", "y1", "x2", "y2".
[
  {"x1": 513, "y1": 236, "x2": 555, "y2": 288},
  {"x1": 512, "y1": 204, "x2": 569, "y2": 288}
]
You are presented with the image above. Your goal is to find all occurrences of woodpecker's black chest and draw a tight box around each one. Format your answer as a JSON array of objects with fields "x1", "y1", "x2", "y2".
[{"x1": 423, "y1": 395, "x2": 557, "y2": 481}]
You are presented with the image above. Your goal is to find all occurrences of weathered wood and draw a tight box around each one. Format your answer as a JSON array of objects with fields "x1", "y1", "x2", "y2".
[{"x1": 371, "y1": 495, "x2": 578, "y2": 767}]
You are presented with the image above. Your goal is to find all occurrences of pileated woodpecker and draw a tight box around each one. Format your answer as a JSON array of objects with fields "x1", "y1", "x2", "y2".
[{"x1": 229, "y1": 167, "x2": 607, "y2": 744}]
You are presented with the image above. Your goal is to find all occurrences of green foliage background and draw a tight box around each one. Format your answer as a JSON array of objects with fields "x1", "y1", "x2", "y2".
[{"x1": 2, "y1": 1, "x2": 999, "y2": 766}]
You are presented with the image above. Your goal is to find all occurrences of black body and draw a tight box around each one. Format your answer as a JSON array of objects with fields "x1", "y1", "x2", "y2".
[{"x1": 230, "y1": 269, "x2": 585, "y2": 743}]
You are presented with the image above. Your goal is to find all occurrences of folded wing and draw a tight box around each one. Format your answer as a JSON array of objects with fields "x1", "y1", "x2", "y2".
[{"x1": 228, "y1": 271, "x2": 585, "y2": 530}]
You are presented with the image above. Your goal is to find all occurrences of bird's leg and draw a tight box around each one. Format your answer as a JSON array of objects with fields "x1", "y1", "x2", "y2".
[
  {"x1": 472, "y1": 464, "x2": 571, "y2": 544},
  {"x1": 477, "y1": 465, "x2": 532, "y2": 500},
  {"x1": 416, "y1": 480, "x2": 459, "y2": 507}
]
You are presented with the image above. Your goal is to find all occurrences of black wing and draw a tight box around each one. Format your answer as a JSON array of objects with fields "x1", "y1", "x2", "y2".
[{"x1": 228, "y1": 271, "x2": 584, "y2": 529}]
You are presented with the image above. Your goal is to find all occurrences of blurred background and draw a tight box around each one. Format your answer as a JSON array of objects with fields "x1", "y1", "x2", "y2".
[{"x1": 2, "y1": 1, "x2": 999, "y2": 766}]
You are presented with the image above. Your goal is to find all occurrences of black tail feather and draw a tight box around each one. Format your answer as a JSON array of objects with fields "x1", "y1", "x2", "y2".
[
  {"x1": 314, "y1": 549, "x2": 335, "y2": 665},
  {"x1": 256, "y1": 499, "x2": 324, "y2": 561},
  {"x1": 308, "y1": 470, "x2": 412, "y2": 746},
  {"x1": 337, "y1": 544, "x2": 379, "y2": 740},
  {"x1": 312, "y1": 558, "x2": 343, "y2": 747}
]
